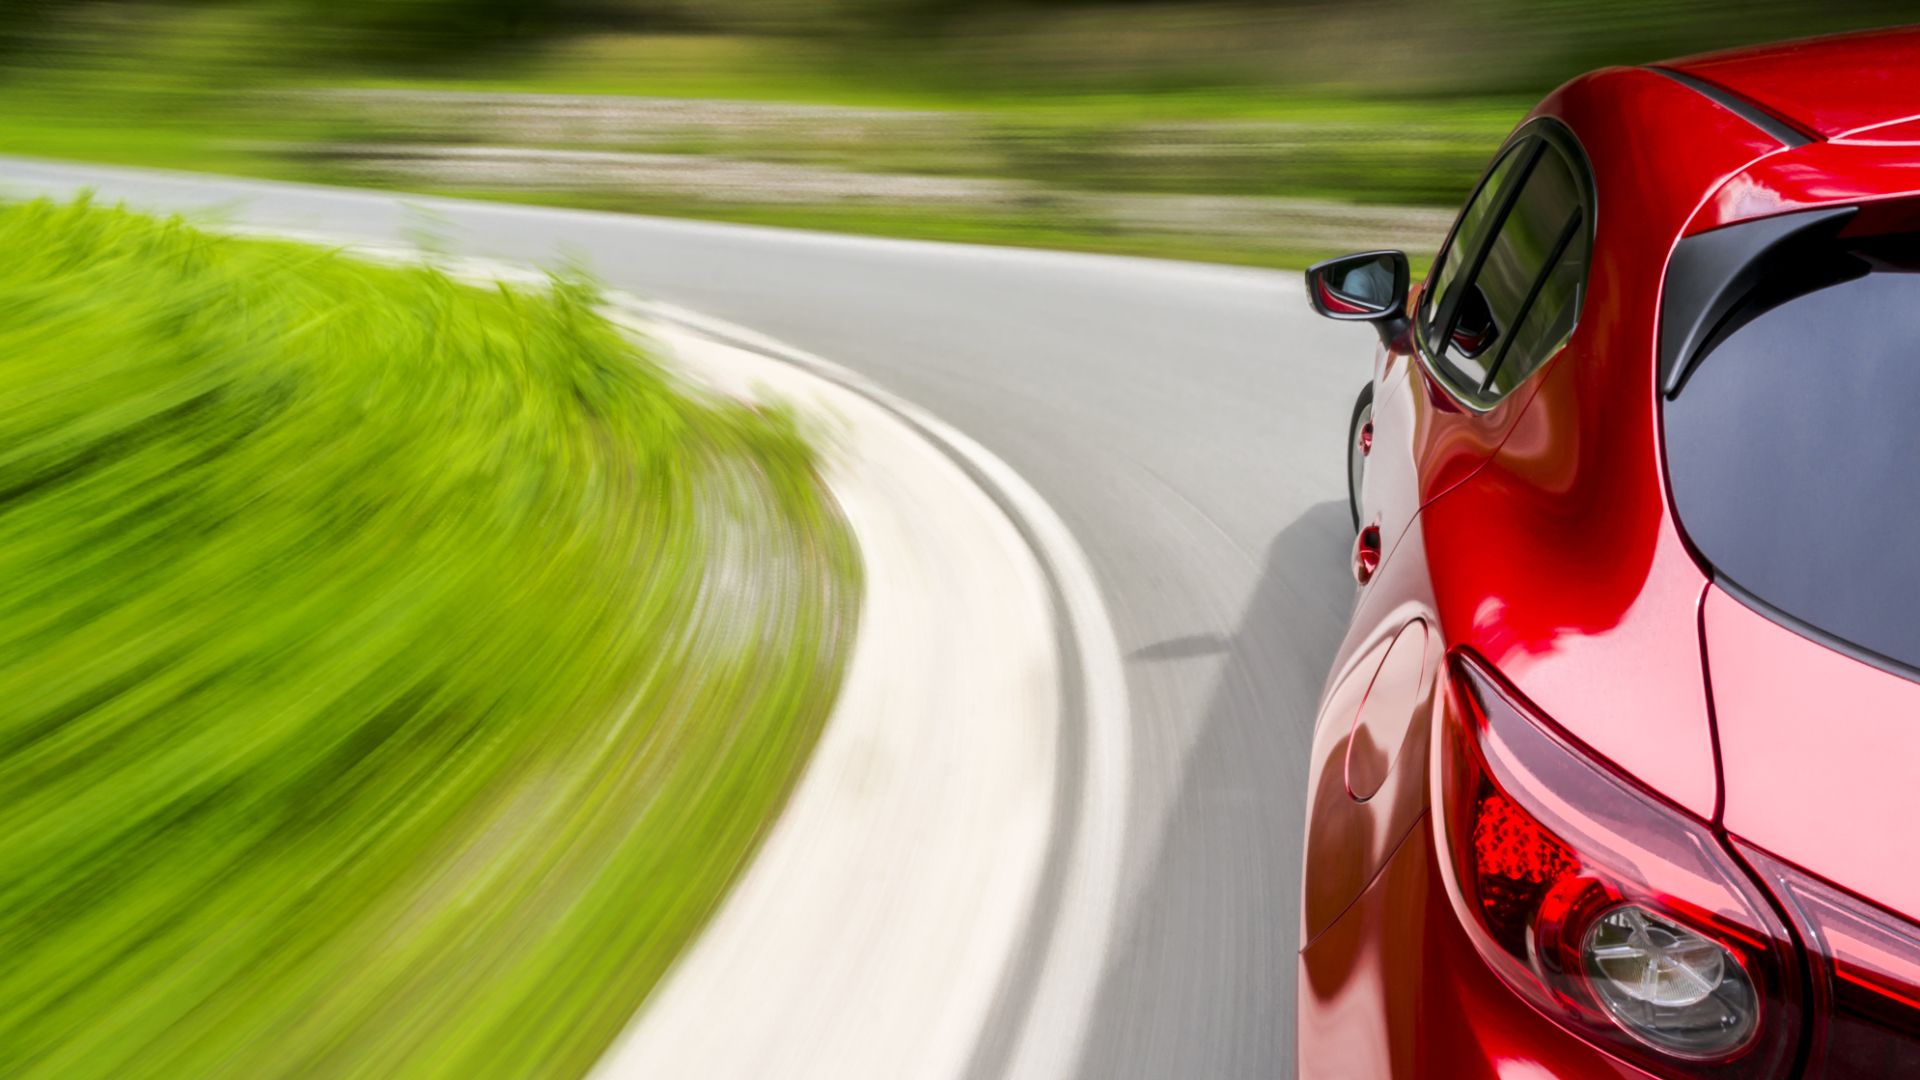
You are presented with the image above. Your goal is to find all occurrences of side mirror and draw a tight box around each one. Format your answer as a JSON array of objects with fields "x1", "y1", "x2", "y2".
[{"x1": 1305, "y1": 250, "x2": 1410, "y2": 344}]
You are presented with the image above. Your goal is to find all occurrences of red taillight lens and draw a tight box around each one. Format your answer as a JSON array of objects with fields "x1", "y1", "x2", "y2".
[
  {"x1": 1741, "y1": 844, "x2": 1920, "y2": 1077},
  {"x1": 1436, "y1": 652, "x2": 1801, "y2": 1076}
]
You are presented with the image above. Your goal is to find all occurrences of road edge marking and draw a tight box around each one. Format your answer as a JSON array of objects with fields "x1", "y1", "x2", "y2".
[{"x1": 617, "y1": 300, "x2": 1133, "y2": 1080}]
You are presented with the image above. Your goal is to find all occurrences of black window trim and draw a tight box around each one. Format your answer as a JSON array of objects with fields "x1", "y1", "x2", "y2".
[
  {"x1": 1414, "y1": 117, "x2": 1598, "y2": 413},
  {"x1": 1433, "y1": 140, "x2": 1545, "y2": 365},
  {"x1": 1480, "y1": 206, "x2": 1585, "y2": 396},
  {"x1": 1416, "y1": 138, "x2": 1532, "y2": 361}
]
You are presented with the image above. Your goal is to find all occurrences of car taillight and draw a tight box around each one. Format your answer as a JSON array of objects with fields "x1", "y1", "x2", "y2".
[
  {"x1": 1435, "y1": 651, "x2": 1802, "y2": 1076},
  {"x1": 1741, "y1": 844, "x2": 1920, "y2": 1077}
]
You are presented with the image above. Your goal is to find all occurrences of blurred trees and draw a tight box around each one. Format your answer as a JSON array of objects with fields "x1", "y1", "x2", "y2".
[
  {"x1": 369, "y1": 0, "x2": 1909, "y2": 90},
  {"x1": 2, "y1": 0, "x2": 1912, "y2": 93}
]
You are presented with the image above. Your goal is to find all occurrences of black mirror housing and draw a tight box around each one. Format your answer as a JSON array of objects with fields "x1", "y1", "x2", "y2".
[{"x1": 1305, "y1": 250, "x2": 1411, "y2": 344}]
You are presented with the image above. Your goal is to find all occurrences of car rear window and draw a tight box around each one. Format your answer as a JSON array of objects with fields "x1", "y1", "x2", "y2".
[{"x1": 1664, "y1": 233, "x2": 1920, "y2": 672}]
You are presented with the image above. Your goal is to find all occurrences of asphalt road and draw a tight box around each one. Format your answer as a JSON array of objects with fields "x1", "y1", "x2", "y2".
[{"x1": 0, "y1": 159, "x2": 1373, "y2": 1080}]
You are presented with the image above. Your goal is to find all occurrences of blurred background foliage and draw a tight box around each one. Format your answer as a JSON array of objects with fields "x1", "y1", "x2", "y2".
[
  {"x1": 0, "y1": 1, "x2": 1911, "y2": 262},
  {"x1": 5, "y1": 0, "x2": 1906, "y2": 90}
]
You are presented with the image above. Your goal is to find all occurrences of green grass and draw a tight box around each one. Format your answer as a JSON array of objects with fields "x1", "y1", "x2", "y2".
[{"x1": 0, "y1": 198, "x2": 860, "y2": 1079}]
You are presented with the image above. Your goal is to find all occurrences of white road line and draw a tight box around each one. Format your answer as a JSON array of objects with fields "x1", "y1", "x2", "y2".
[
  {"x1": 629, "y1": 301, "x2": 1134, "y2": 1080},
  {"x1": 592, "y1": 316, "x2": 1056, "y2": 1080}
]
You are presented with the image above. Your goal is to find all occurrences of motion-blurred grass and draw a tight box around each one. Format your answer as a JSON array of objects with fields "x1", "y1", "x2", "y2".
[{"x1": 0, "y1": 199, "x2": 860, "y2": 1079}]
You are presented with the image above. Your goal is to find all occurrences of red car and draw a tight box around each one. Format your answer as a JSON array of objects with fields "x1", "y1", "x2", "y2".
[{"x1": 1298, "y1": 28, "x2": 1920, "y2": 1079}]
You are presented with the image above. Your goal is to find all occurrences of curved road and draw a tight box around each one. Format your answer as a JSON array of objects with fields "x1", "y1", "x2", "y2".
[{"x1": 0, "y1": 157, "x2": 1377, "y2": 1079}]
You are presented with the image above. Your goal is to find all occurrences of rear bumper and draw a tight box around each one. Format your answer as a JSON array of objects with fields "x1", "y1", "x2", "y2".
[{"x1": 1296, "y1": 815, "x2": 1653, "y2": 1080}]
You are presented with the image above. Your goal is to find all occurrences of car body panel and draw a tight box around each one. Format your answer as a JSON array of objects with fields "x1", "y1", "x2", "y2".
[
  {"x1": 1666, "y1": 27, "x2": 1920, "y2": 140},
  {"x1": 1421, "y1": 436, "x2": 1721, "y2": 819},
  {"x1": 1344, "y1": 618, "x2": 1429, "y2": 801},
  {"x1": 1396, "y1": 64, "x2": 1776, "y2": 821},
  {"x1": 1706, "y1": 585, "x2": 1920, "y2": 920},
  {"x1": 1301, "y1": 550, "x2": 1440, "y2": 942},
  {"x1": 1358, "y1": 283, "x2": 1537, "y2": 578},
  {"x1": 1302, "y1": 622, "x2": 1401, "y2": 941},
  {"x1": 1842, "y1": 115, "x2": 1920, "y2": 144},
  {"x1": 1299, "y1": 30, "x2": 1920, "y2": 1077},
  {"x1": 1302, "y1": 59, "x2": 1776, "y2": 943},
  {"x1": 1422, "y1": 66, "x2": 1811, "y2": 822},
  {"x1": 1688, "y1": 139, "x2": 1920, "y2": 234}
]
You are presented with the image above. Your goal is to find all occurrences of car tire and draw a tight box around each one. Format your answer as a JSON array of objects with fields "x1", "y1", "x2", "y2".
[{"x1": 1347, "y1": 384, "x2": 1373, "y2": 534}]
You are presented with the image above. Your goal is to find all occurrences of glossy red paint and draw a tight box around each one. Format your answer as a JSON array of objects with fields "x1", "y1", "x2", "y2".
[
  {"x1": 1298, "y1": 27, "x2": 1920, "y2": 1079},
  {"x1": 1353, "y1": 63, "x2": 1771, "y2": 823},
  {"x1": 1343, "y1": 619, "x2": 1427, "y2": 801},
  {"x1": 1666, "y1": 27, "x2": 1920, "y2": 139},
  {"x1": 1299, "y1": 816, "x2": 1652, "y2": 1080},
  {"x1": 1704, "y1": 586, "x2": 1920, "y2": 920},
  {"x1": 1705, "y1": 587, "x2": 1920, "y2": 1075},
  {"x1": 1688, "y1": 140, "x2": 1920, "y2": 234},
  {"x1": 1300, "y1": 601, "x2": 1431, "y2": 943}
]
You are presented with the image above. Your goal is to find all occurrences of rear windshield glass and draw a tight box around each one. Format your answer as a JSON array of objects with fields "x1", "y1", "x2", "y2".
[{"x1": 1664, "y1": 235, "x2": 1920, "y2": 671}]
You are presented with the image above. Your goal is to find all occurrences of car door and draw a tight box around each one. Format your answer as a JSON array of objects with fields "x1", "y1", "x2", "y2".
[{"x1": 1357, "y1": 121, "x2": 1595, "y2": 573}]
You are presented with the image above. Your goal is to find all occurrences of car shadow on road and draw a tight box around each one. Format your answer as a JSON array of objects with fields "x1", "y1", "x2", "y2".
[{"x1": 1075, "y1": 497, "x2": 1354, "y2": 1080}]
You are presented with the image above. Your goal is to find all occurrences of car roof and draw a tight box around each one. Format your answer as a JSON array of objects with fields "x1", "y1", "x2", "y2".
[{"x1": 1663, "y1": 25, "x2": 1920, "y2": 140}]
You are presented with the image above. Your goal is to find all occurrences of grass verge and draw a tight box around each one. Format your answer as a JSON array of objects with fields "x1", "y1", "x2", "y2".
[{"x1": 0, "y1": 198, "x2": 860, "y2": 1079}]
